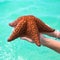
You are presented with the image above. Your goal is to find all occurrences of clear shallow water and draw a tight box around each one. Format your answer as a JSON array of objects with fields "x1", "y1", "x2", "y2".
[{"x1": 0, "y1": 0, "x2": 60, "y2": 60}]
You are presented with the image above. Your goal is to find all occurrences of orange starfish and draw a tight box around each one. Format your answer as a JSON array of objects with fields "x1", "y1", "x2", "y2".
[{"x1": 8, "y1": 15, "x2": 55, "y2": 46}]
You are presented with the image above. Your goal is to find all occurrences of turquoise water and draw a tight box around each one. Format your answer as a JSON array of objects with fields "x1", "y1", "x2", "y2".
[{"x1": 0, "y1": 0, "x2": 60, "y2": 60}]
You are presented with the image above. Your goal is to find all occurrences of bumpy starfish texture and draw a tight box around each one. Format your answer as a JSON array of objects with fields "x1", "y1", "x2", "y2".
[{"x1": 8, "y1": 15, "x2": 55, "y2": 46}]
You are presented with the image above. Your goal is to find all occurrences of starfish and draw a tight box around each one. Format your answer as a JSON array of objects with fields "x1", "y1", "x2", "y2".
[{"x1": 8, "y1": 15, "x2": 55, "y2": 46}]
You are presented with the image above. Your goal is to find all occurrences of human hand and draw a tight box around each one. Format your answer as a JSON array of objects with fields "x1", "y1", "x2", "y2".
[{"x1": 20, "y1": 34, "x2": 45, "y2": 45}]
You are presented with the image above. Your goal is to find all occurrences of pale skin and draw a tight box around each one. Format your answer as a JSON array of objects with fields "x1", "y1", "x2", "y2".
[{"x1": 21, "y1": 30, "x2": 60, "y2": 53}]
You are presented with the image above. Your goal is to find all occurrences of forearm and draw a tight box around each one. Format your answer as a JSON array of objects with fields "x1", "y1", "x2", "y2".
[{"x1": 41, "y1": 37, "x2": 60, "y2": 53}]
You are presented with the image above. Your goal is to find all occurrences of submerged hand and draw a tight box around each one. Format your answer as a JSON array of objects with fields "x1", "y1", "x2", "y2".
[{"x1": 20, "y1": 34, "x2": 44, "y2": 44}]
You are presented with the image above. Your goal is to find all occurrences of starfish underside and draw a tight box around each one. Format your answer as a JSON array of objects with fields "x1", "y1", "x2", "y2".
[{"x1": 8, "y1": 15, "x2": 55, "y2": 46}]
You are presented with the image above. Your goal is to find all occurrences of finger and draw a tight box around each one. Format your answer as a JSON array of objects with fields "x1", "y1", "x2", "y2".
[{"x1": 20, "y1": 37, "x2": 33, "y2": 43}]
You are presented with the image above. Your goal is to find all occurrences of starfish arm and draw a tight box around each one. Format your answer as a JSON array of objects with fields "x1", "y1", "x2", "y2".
[
  {"x1": 8, "y1": 19, "x2": 26, "y2": 42},
  {"x1": 35, "y1": 18, "x2": 55, "y2": 32},
  {"x1": 27, "y1": 20, "x2": 41, "y2": 46},
  {"x1": 9, "y1": 17, "x2": 23, "y2": 27}
]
